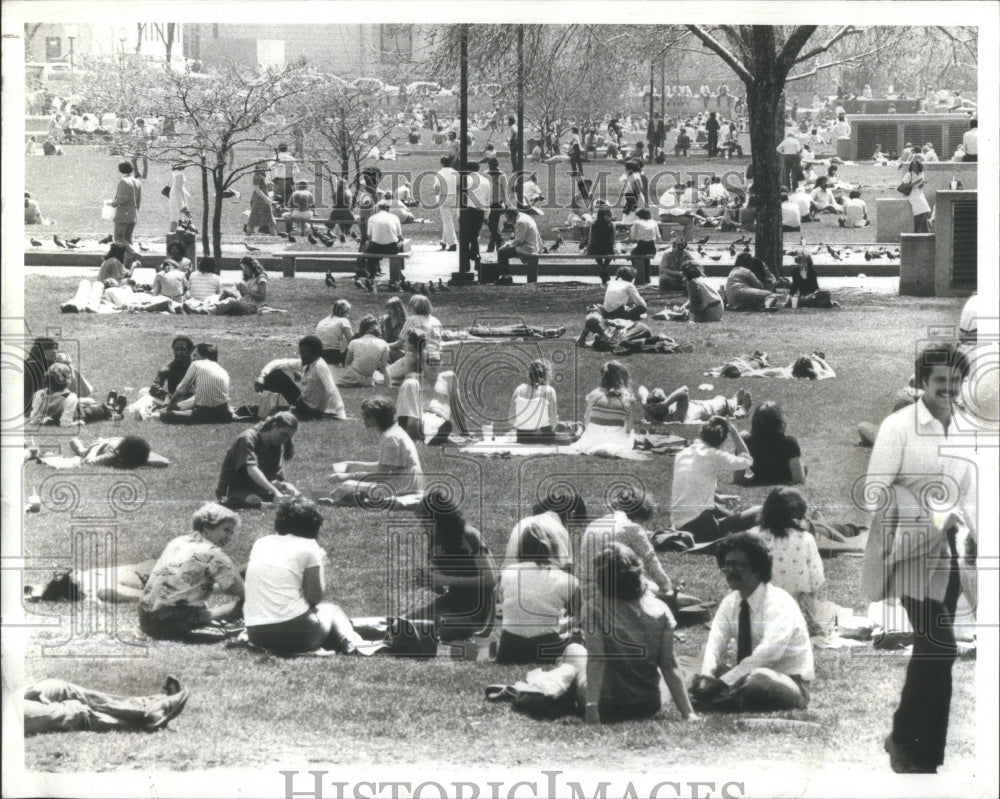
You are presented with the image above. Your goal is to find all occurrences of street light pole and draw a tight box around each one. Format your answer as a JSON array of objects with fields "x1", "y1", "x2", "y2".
[
  {"x1": 65, "y1": 24, "x2": 78, "y2": 95},
  {"x1": 458, "y1": 24, "x2": 470, "y2": 275}
]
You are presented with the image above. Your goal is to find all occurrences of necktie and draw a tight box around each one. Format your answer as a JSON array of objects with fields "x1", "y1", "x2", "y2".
[{"x1": 737, "y1": 599, "x2": 752, "y2": 663}]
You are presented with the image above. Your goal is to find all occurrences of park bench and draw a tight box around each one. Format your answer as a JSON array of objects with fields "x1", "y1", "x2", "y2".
[
  {"x1": 481, "y1": 251, "x2": 664, "y2": 285},
  {"x1": 281, "y1": 249, "x2": 411, "y2": 281}
]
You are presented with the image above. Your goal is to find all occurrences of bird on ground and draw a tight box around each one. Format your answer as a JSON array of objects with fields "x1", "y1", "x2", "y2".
[
  {"x1": 287, "y1": 234, "x2": 296, "y2": 243},
  {"x1": 695, "y1": 235, "x2": 710, "y2": 245},
  {"x1": 826, "y1": 244, "x2": 841, "y2": 261},
  {"x1": 349, "y1": 229, "x2": 360, "y2": 241},
  {"x1": 137, "y1": 241, "x2": 149, "y2": 252},
  {"x1": 276, "y1": 231, "x2": 288, "y2": 239},
  {"x1": 53, "y1": 235, "x2": 68, "y2": 249},
  {"x1": 325, "y1": 272, "x2": 337, "y2": 288},
  {"x1": 30, "y1": 238, "x2": 43, "y2": 247},
  {"x1": 550, "y1": 234, "x2": 563, "y2": 252},
  {"x1": 811, "y1": 245, "x2": 822, "y2": 255},
  {"x1": 67, "y1": 237, "x2": 81, "y2": 245},
  {"x1": 728, "y1": 244, "x2": 737, "y2": 257},
  {"x1": 339, "y1": 234, "x2": 347, "y2": 244},
  {"x1": 697, "y1": 245, "x2": 707, "y2": 257},
  {"x1": 307, "y1": 232, "x2": 319, "y2": 245},
  {"x1": 244, "y1": 242, "x2": 262, "y2": 253},
  {"x1": 733, "y1": 236, "x2": 750, "y2": 246},
  {"x1": 98, "y1": 234, "x2": 114, "y2": 245}
]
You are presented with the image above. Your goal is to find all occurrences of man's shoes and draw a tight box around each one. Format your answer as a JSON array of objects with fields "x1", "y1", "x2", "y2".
[
  {"x1": 115, "y1": 395, "x2": 128, "y2": 416},
  {"x1": 447, "y1": 245, "x2": 457, "y2": 252},
  {"x1": 440, "y1": 242, "x2": 447, "y2": 251},
  {"x1": 143, "y1": 689, "x2": 190, "y2": 732}
]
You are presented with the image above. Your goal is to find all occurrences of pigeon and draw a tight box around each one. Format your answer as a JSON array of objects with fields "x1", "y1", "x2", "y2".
[
  {"x1": 709, "y1": 254, "x2": 722, "y2": 261},
  {"x1": 811, "y1": 245, "x2": 822, "y2": 255},
  {"x1": 728, "y1": 244, "x2": 736, "y2": 257},
  {"x1": 578, "y1": 240, "x2": 589, "y2": 252},
  {"x1": 307, "y1": 232, "x2": 319, "y2": 245},
  {"x1": 888, "y1": 249, "x2": 899, "y2": 260},
  {"x1": 67, "y1": 237, "x2": 81, "y2": 245},
  {"x1": 30, "y1": 238, "x2": 43, "y2": 247},
  {"x1": 695, "y1": 236, "x2": 710, "y2": 245},
  {"x1": 276, "y1": 231, "x2": 289, "y2": 239},
  {"x1": 550, "y1": 234, "x2": 563, "y2": 252},
  {"x1": 287, "y1": 234, "x2": 296, "y2": 243},
  {"x1": 244, "y1": 242, "x2": 262, "y2": 253},
  {"x1": 350, "y1": 229, "x2": 360, "y2": 241},
  {"x1": 733, "y1": 236, "x2": 750, "y2": 246},
  {"x1": 826, "y1": 244, "x2": 841, "y2": 261},
  {"x1": 53, "y1": 235, "x2": 68, "y2": 249},
  {"x1": 437, "y1": 279, "x2": 450, "y2": 292},
  {"x1": 98, "y1": 234, "x2": 114, "y2": 245},
  {"x1": 339, "y1": 234, "x2": 347, "y2": 244},
  {"x1": 137, "y1": 241, "x2": 149, "y2": 252},
  {"x1": 321, "y1": 234, "x2": 335, "y2": 247},
  {"x1": 697, "y1": 245, "x2": 707, "y2": 257},
  {"x1": 325, "y1": 272, "x2": 337, "y2": 288}
]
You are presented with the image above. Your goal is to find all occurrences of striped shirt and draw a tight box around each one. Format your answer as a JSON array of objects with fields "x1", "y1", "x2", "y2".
[
  {"x1": 188, "y1": 271, "x2": 222, "y2": 301},
  {"x1": 585, "y1": 390, "x2": 632, "y2": 427},
  {"x1": 174, "y1": 359, "x2": 231, "y2": 407}
]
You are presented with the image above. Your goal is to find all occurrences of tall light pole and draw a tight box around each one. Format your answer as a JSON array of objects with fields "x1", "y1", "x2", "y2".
[
  {"x1": 65, "y1": 24, "x2": 78, "y2": 95},
  {"x1": 457, "y1": 24, "x2": 470, "y2": 276}
]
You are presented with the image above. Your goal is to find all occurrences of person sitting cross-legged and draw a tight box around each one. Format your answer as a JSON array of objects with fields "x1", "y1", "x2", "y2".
[
  {"x1": 216, "y1": 411, "x2": 301, "y2": 508},
  {"x1": 600, "y1": 266, "x2": 647, "y2": 321},
  {"x1": 325, "y1": 396, "x2": 423, "y2": 506},
  {"x1": 255, "y1": 335, "x2": 347, "y2": 421},
  {"x1": 137, "y1": 503, "x2": 245, "y2": 640},
  {"x1": 690, "y1": 531, "x2": 814, "y2": 712},
  {"x1": 159, "y1": 343, "x2": 233, "y2": 424}
]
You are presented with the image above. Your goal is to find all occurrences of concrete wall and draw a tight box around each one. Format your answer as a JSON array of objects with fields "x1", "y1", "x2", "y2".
[
  {"x1": 920, "y1": 162, "x2": 977, "y2": 207},
  {"x1": 933, "y1": 190, "x2": 978, "y2": 297},
  {"x1": 876, "y1": 199, "x2": 914, "y2": 243},
  {"x1": 874, "y1": 163, "x2": 976, "y2": 243},
  {"x1": 899, "y1": 233, "x2": 936, "y2": 296}
]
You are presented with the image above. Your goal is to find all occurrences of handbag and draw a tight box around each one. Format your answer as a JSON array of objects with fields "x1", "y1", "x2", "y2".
[
  {"x1": 896, "y1": 180, "x2": 912, "y2": 196},
  {"x1": 161, "y1": 185, "x2": 171, "y2": 198}
]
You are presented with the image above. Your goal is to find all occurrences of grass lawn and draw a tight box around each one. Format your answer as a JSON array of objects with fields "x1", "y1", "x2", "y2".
[
  {"x1": 17, "y1": 272, "x2": 976, "y2": 774},
  {"x1": 25, "y1": 140, "x2": 895, "y2": 253}
]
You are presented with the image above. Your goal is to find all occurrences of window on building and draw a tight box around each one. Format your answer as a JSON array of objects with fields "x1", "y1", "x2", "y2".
[
  {"x1": 45, "y1": 37, "x2": 62, "y2": 61},
  {"x1": 379, "y1": 24, "x2": 412, "y2": 63}
]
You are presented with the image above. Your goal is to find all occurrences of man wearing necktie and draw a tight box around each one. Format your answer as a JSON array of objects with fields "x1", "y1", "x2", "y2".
[{"x1": 691, "y1": 531, "x2": 814, "y2": 712}]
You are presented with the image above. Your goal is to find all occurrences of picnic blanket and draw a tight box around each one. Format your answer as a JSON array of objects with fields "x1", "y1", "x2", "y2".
[{"x1": 459, "y1": 433, "x2": 685, "y2": 459}]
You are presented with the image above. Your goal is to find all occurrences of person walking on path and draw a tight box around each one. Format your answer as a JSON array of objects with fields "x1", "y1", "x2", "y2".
[{"x1": 111, "y1": 161, "x2": 141, "y2": 249}]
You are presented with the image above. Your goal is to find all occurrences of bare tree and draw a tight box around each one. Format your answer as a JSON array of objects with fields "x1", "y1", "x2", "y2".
[
  {"x1": 164, "y1": 23, "x2": 176, "y2": 68},
  {"x1": 136, "y1": 23, "x2": 145, "y2": 55}
]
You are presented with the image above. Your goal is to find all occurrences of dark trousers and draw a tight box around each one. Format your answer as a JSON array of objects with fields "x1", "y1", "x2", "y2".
[
  {"x1": 891, "y1": 541, "x2": 961, "y2": 771},
  {"x1": 486, "y1": 207, "x2": 504, "y2": 251},
  {"x1": 259, "y1": 370, "x2": 325, "y2": 420},
  {"x1": 780, "y1": 154, "x2": 801, "y2": 191},
  {"x1": 356, "y1": 241, "x2": 400, "y2": 278},
  {"x1": 160, "y1": 403, "x2": 232, "y2": 424},
  {"x1": 496, "y1": 248, "x2": 535, "y2": 276},
  {"x1": 914, "y1": 212, "x2": 931, "y2": 234},
  {"x1": 962, "y1": 154, "x2": 977, "y2": 162},
  {"x1": 459, "y1": 207, "x2": 486, "y2": 261},
  {"x1": 707, "y1": 131, "x2": 719, "y2": 157},
  {"x1": 680, "y1": 507, "x2": 759, "y2": 543}
]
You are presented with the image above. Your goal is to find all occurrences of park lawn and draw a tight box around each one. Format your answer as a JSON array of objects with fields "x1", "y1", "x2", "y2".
[
  {"x1": 24, "y1": 142, "x2": 897, "y2": 253},
  {"x1": 18, "y1": 273, "x2": 976, "y2": 773}
]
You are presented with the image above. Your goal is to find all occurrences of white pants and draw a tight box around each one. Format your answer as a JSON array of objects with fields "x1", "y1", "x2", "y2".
[{"x1": 440, "y1": 206, "x2": 457, "y2": 247}]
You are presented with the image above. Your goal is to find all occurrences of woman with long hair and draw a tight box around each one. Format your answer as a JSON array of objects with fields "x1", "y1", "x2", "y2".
[
  {"x1": 587, "y1": 205, "x2": 616, "y2": 285},
  {"x1": 411, "y1": 489, "x2": 497, "y2": 642},
  {"x1": 900, "y1": 158, "x2": 932, "y2": 232},
  {"x1": 23, "y1": 337, "x2": 59, "y2": 417},
  {"x1": 246, "y1": 170, "x2": 277, "y2": 236},
  {"x1": 561, "y1": 543, "x2": 697, "y2": 724},
  {"x1": 386, "y1": 294, "x2": 442, "y2": 384},
  {"x1": 569, "y1": 361, "x2": 639, "y2": 458},
  {"x1": 381, "y1": 297, "x2": 408, "y2": 361},
  {"x1": 215, "y1": 411, "x2": 300, "y2": 508},
  {"x1": 736, "y1": 400, "x2": 806, "y2": 485},
  {"x1": 509, "y1": 360, "x2": 559, "y2": 444},
  {"x1": 214, "y1": 257, "x2": 268, "y2": 316},
  {"x1": 753, "y1": 487, "x2": 825, "y2": 635}
]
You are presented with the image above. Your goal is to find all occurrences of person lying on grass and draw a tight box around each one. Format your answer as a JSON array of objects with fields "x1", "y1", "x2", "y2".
[
  {"x1": 691, "y1": 531, "x2": 814, "y2": 712},
  {"x1": 709, "y1": 351, "x2": 835, "y2": 380},
  {"x1": 244, "y1": 497, "x2": 366, "y2": 655},
  {"x1": 255, "y1": 335, "x2": 347, "y2": 421},
  {"x1": 137, "y1": 503, "x2": 245, "y2": 640},
  {"x1": 496, "y1": 522, "x2": 580, "y2": 665},
  {"x1": 750, "y1": 488, "x2": 825, "y2": 637},
  {"x1": 410, "y1": 488, "x2": 498, "y2": 642},
  {"x1": 563, "y1": 543, "x2": 698, "y2": 724},
  {"x1": 67, "y1": 434, "x2": 170, "y2": 468},
  {"x1": 324, "y1": 396, "x2": 423, "y2": 506},
  {"x1": 216, "y1": 411, "x2": 301, "y2": 509},
  {"x1": 638, "y1": 384, "x2": 752, "y2": 424}
]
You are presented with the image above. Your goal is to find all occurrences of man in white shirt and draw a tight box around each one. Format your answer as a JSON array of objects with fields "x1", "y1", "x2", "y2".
[
  {"x1": 255, "y1": 336, "x2": 346, "y2": 421},
  {"x1": 358, "y1": 200, "x2": 403, "y2": 279},
  {"x1": 692, "y1": 531, "x2": 814, "y2": 711},
  {"x1": 601, "y1": 266, "x2": 647, "y2": 320},
  {"x1": 790, "y1": 186, "x2": 814, "y2": 222},
  {"x1": 706, "y1": 177, "x2": 729, "y2": 205},
  {"x1": 495, "y1": 208, "x2": 543, "y2": 281},
  {"x1": 776, "y1": 133, "x2": 803, "y2": 191},
  {"x1": 832, "y1": 114, "x2": 851, "y2": 141},
  {"x1": 861, "y1": 342, "x2": 976, "y2": 774},
  {"x1": 839, "y1": 190, "x2": 869, "y2": 228},
  {"x1": 160, "y1": 343, "x2": 233, "y2": 424},
  {"x1": 962, "y1": 119, "x2": 977, "y2": 161},
  {"x1": 780, "y1": 192, "x2": 802, "y2": 232},
  {"x1": 434, "y1": 157, "x2": 459, "y2": 250}
]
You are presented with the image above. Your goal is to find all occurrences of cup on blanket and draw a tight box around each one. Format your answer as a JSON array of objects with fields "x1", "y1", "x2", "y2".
[
  {"x1": 482, "y1": 423, "x2": 494, "y2": 441},
  {"x1": 791, "y1": 295, "x2": 800, "y2": 309}
]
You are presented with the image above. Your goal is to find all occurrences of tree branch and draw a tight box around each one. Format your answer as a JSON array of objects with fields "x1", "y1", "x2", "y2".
[
  {"x1": 686, "y1": 25, "x2": 753, "y2": 85},
  {"x1": 776, "y1": 25, "x2": 821, "y2": 73},
  {"x1": 786, "y1": 46, "x2": 886, "y2": 83}
]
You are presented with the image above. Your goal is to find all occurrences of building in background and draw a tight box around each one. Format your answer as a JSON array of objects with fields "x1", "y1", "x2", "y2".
[{"x1": 26, "y1": 22, "x2": 186, "y2": 69}]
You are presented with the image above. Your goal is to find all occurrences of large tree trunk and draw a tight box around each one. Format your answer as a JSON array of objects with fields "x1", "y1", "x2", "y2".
[
  {"x1": 200, "y1": 158, "x2": 210, "y2": 257},
  {"x1": 164, "y1": 23, "x2": 176, "y2": 67},
  {"x1": 212, "y1": 167, "x2": 224, "y2": 260},
  {"x1": 747, "y1": 79, "x2": 784, "y2": 274}
]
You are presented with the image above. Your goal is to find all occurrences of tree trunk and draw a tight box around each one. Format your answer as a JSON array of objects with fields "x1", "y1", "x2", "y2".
[
  {"x1": 212, "y1": 166, "x2": 224, "y2": 261},
  {"x1": 136, "y1": 24, "x2": 145, "y2": 55},
  {"x1": 747, "y1": 79, "x2": 784, "y2": 274},
  {"x1": 164, "y1": 23, "x2": 175, "y2": 67},
  {"x1": 200, "y1": 157, "x2": 210, "y2": 257}
]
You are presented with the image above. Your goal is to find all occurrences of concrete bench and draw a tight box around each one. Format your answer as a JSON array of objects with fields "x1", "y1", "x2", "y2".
[
  {"x1": 281, "y1": 250, "x2": 411, "y2": 281},
  {"x1": 484, "y1": 251, "x2": 663, "y2": 285}
]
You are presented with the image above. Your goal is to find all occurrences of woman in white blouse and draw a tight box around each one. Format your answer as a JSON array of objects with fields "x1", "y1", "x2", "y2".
[{"x1": 509, "y1": 360, "x2": 559, "y2": 444}]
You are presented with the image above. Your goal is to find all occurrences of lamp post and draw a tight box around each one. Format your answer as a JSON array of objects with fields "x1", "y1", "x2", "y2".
[{"x1": 65, "y1": 24, "x2": 78, "y2": 95}]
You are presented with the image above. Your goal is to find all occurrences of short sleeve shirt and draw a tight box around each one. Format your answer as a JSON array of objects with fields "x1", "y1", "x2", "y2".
[
  {"x1": 218, "y1": 429, "x2": 285, "y2": 493},
  {"x1": 378, "y1": 424, "x2": 423, "y2": 493},
  {"x1": 140, "y1": 533, "x2": 239, "y2": 613},
  {"x1": 744, "y1": 433, "x2": 801, "y2": 484},
  {"x1": 244, "y1": 534, "x2": 324, "y2": 625},
  {"x1": 340, "y1": 335, "x2": 390, "y2": 386}
]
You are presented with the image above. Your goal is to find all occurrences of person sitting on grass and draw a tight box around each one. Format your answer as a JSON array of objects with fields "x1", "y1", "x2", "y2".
[
  {"x1": 411, "y1": 489, "x2": 498, "y2": 642},
  {"x1": 149, "y1": 336, "x2": 194, "y2": 403},
  {"x1": 244, "y1": 498, "x2": 366, "y2": 655},
  {"x1": 839, "y1": 189, "x2": 869, "y2": 228},
  {"x1": 159, "y1": 343, "x2": 233, "y2": 424},
  {"x1": 735, "y1": 401, "x2": 806, "y2": 485},
  {"x1": 561, "y1": 543, "x2": 698, "y2": 723},
  {"x1": 503, "y1": 486, "x2": 588, "y2": 570},
  {"x1": 691, "y1": 531, "x2": 814, "y2": 711},
  {"x1": 567, "y1": 361, "x2": 639, "y2": 458},
  {"x1": 255, "y1": 335, "x2": 347, "y2": 421},
  {"x1": 638, "y1": 384, "x2": 752, "y2": 424},
  {"x1": 325, "y1": 396, "x2": 424, "y2": 506},
  {"x1": 185, "y1": 258, "x2": 222, "y2": 302},
  {"x1": 386, "y1": 294, "x2": 442, "y2": 384},
  {"x1": 809, "y1": 176, "x2": 843, "y2": 218},
  {"x1": 381, "y1": 297, "x2": 408, "y2": 360},
  {"x1": 751, "y1": 488, "x2": 825, "y2": 636},
  {"x1": 496, "y1": 522, "x2": 580, "y2": 665},
  {"x1": 23, "y1": 677, "x2": 188, "y2": 736},
  {"x1": 669, "y1": 417, "x2": 758, "y2": 544},
  {"x1": 137, "y1": 503, "x2": 245, "y2": 641},
  {"x1": 509, "y1": 359, "x2": 559, "y2": 444},
  {"x1": 68, "y1": 434, "x2": 170, "y2": 468},
  {"x1": 725, "y1": 252, "x2": 782, "y2": 312},
  {"x1": 787, "y1": 252, "x2": 835, "y2": 308},
  {"x1": 27, "y1": 363, "x2": 113, "y2": 427},
  {"x1": 315, "y1": 299, "x2": 353, "y2": 366},
  {"x1": 97, "y1": 243, "x2": 137, "y2": 285},
  {"x1": 213, "y1": 257, "x2": 268, "y2": 316},
  {"x1": 659, "y1": 264, "x2": 724, "y2": 323},
  {"x1": 150, "y1": 259, "x2": 189, "y2": 305},
  {"x1": 658, "y1": 238, "x2": 698, "y2": 292},
  {"x1": 338, "y1": 315, "x2": 391, "y2": 388},
  {"x1": 599, "y1": 266, "x2": 647, "y2": 321},
  {"x1": 216, "y1": 411, "x2": 301, "y2": 509}
]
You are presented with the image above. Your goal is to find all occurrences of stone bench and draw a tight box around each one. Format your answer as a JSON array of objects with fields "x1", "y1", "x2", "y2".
[{"x1": 281, "y1": 250, "x2": 411, "y2": 281}]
